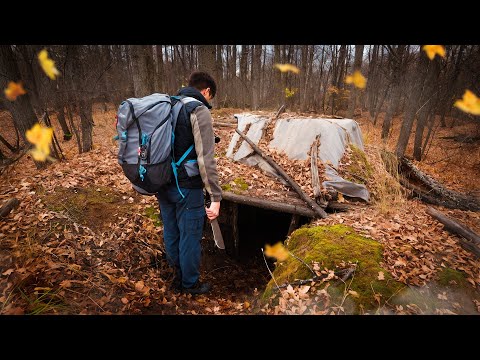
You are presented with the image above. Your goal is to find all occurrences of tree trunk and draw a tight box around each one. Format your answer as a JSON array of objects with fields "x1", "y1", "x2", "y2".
[
  {"x1": 0, "y1": 46, "x2": 39, "y2": 148},
  {"x1": 251, "y1": 45, "x2": 262, "y2": 110},
  {"x1": 347, "y1": 45, "x2": 364, "y2": 118},
  {"x1": 79, "y1": 99, "x2": 94, "y2": 153},
  {"x1": 413, "y1": 57, "x2": 441, "y2": 160},
  {"x1": 130, "y1": 45, "x2": 155, "y2": 97},
  {"x1": 395, "y1": 51, "x2": 429, "y2": 157}
]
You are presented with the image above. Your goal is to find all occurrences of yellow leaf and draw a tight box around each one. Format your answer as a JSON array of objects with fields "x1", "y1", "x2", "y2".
[
  {"x1": 274, "y1": 63, "x2": 300, "y2": 74},
  {"x1": 345, "y1": 70, "x2": 366, "y2": 89},
  {"x1": 4, "y1": 81, "x2": 26, "y2": 101},
  {"x1": 26, "y1": 123, "x2": 53, "y2": 162},
  {"x1": 454, "y1": 90, "x2": 480, "y2": 115},
  {"x1": 422, "y1": 45, "x2": 445, "y2": 60},
  {"x1": 38, "y1": 49, "x2": 60, "y2": 80},
  {"x1": 264, "y1": 242, "x2": 289, "y2": 262}
]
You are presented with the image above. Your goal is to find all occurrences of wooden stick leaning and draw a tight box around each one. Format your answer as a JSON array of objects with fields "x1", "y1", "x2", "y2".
[{"x1": 234, "y1": 128, "x2": 328, "y2": 219}]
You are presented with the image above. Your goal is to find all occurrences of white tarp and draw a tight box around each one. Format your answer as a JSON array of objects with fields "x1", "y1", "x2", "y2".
[{"x1": 226, "y1": 115, "x2": 369, "y2": 201}]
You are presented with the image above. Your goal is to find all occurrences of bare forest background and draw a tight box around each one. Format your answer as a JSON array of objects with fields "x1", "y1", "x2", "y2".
[{"x1": 1, "y1": 45, "x2": 479, "y2": 166}]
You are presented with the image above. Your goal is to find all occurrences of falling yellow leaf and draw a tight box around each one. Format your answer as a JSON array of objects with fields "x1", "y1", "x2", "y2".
[
  {"x1": 274, "y1": 63, "x2": 300, "y2": 74},
  {"x1": 38, "y1": 49, "x2": 60, "y2": 80},
  {"x1": 26, "y1": 123, "x2": 53, "y2": 162},
  {"x1": 4, "y1": 81, "x2": 26, "y2": 101},
  {"x1": 454, "y1": 90, "x2": 480, "y2": 115},
  {"x1": 422, "y1": 45, "x2": 445, "y2": 60},
  {"x1": 264, "y1": 242, "x2": 289, "y2": 262},
  {"x1": 345, "y1": 70, "x2": 366, "y2": 89}
]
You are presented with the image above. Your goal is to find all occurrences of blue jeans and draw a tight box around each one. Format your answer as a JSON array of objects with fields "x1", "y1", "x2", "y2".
[{"x1": 156, "y1": 184, "x2": 205, "y2": 288}]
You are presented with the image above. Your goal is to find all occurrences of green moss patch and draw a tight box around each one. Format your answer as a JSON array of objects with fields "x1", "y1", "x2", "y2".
[
  {"x1": 436, "y1": 267, "x2": 468, "y2": 288},
  {"x1": 263, "y1": 224, "x2": 404, "y2": 313},
  {"x1": 42, "y1": 185, "x2": 130, "y2": 231},
  {"x1": 145, "y1": 206, "x2": 162, "y2": 227},
  {"x1": 221, "y1": 177, "x2": 249, "y2": 194},
  {"x1": 345, "y1": 144, "x2": 373, "y2": 185}
]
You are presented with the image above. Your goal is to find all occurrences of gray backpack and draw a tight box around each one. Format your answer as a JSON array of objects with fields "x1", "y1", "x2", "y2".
[{"x1": 115, "y1": 93, "x2": 200, "y2": 196}]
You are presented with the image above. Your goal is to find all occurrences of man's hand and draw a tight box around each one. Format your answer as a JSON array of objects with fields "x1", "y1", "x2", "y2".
[{"x1": 206, "y1": 201, "x2": 220, "y2": 220}]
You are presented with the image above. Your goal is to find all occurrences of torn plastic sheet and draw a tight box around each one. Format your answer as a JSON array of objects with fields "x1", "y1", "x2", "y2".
[{"x1": 323, "y1": 164, "x2": 370, "y2": 202}]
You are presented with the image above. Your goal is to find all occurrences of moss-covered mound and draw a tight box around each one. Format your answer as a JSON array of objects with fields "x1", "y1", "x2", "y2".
[
  {"x1": 344, "y1": 144, "x2": 373, "y2": 185},
  {"x1": 263, "y1": 224, "x2": 404, "y2": 313}
]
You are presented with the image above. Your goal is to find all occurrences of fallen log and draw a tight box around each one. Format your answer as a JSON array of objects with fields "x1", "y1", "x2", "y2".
[
  {"x1": 398, "y1": 156, "x2": 480, "y2": 211},
  {"x1": 0, "y1": 198, "x2": 20, "y2": 218},
  {"x1": 426, "y1": 206, "x2": 480, "y2": 258},
  {"x1": 222, "y1": 191, "x2": 317, "y2": 217},
  {"x1": 235, "y1": 129, "x2": 328, "y2": 218}
]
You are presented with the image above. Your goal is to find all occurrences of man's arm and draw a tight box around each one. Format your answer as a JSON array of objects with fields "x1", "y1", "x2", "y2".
[{"x1": 190, "y1": 106, "x2": 222, "y2": 204}]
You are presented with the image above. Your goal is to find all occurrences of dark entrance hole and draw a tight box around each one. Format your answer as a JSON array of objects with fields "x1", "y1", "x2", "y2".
[{"x1": 211, "y1": 200, "x2": 311, "y2": 260}]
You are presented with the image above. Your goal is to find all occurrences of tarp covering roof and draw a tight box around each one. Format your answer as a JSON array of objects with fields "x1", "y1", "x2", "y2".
[{"x1": 226, "y1": 114, "x2": 370, "y2": 202}]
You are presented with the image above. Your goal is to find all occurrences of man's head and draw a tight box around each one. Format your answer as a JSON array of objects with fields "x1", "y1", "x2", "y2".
[{"x1": 188, "y1": 71, "x2": 217, "y2": 101}]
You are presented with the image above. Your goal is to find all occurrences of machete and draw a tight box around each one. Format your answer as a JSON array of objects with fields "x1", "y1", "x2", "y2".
[{"x1": 205, "y1": 192, "x2": 225, "y2": 249}]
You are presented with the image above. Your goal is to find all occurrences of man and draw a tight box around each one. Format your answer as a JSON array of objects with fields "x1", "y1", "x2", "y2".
[{"x1": 156, "y1": 71, "x2": 222, "y2": 295}]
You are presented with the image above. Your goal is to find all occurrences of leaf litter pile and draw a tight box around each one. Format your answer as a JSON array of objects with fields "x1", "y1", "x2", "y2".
[{"x1": 1, "y1": 106, "x2": 480, "y2": 315}]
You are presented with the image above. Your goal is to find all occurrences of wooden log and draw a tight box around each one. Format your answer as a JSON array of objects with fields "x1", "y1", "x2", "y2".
[
  {"x1": 310, "y1": 134, "x2": 327, "y2": 207},
  {"x1": 274, "y1": 104, "x2": 286, "y2": 119},
  {"x1": 222, "y1": 191, "x2": 317, "y2": 217},
  {"x1": 0, "y1": 198, "x2": 19, "y2": 218},
  {"x1": 235, "y1": 128, "x2": 328, "y2": 219},
  {"x1": 213, "y1": 122, "x2": 237, "y2": 128},
  {"x1": 398, "y1": 156, "x2": 480, "y2": 211},
  {"x1": 426, "y1": 206, "x2": 480, "y2": 245}
]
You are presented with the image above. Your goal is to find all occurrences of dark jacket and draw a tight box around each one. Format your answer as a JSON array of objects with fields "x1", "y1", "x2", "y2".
[{"x1": 173, "y1": 87, "x2": 222, "y2": 202}]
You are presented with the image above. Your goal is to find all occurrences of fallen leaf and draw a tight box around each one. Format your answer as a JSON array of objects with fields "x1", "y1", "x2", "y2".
[
  {"x1": 121, "y1": 297, "x2": 129, "y2": 304},
  {"x1": 337, "y1": 193, "x2": 345, "y2": 203},
  {"x1": 135, "y1": 280, "x2": 145, "y2": 292},
  {"x1": 348, "y1": 290, "x2": 359, "y2": 298},
  {"x1": 377, "y1": 271, "x2": 385, "y2": 281},
  {"x1": 59, "y1": 280, "x2": 72, "y2": 288},
  {"x1": 2, "y1": 269, "x2": 14, "y2": 276}
]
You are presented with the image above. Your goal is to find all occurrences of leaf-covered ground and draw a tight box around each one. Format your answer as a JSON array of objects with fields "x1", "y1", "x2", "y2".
[{"x1": 0, "y1": 105, "x2": 479, "y2": 315}]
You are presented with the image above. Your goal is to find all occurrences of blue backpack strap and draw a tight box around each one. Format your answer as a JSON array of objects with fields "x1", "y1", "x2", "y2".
[{"x1": 171, "y1": 144, "x2": 194, "y2": 198}]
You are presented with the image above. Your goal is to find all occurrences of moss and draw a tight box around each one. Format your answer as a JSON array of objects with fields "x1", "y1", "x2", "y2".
[
  {"x1": 221, "y1": 177, "x2": 248, "y2": 194},
  {"x1": 345, "y1": 144, "x2": 373, "y2": 185},
  {"x1": 436, "y1": 267, "x2": 468, "y2": 288},
  {"x1": 262, "y1": 224, "x2": 404, "y2": 312},
  {"x1": 42, "y1": 185, "x2": 128, "y2": 230},
  {"x1": 145, "y1": 206, "x2": 162, "y2": 227}
]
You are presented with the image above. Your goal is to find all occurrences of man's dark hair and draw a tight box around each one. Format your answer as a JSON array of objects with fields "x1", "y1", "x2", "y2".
[{"x1": 188, "y1": 71, "x2": 217, "y2": 98}]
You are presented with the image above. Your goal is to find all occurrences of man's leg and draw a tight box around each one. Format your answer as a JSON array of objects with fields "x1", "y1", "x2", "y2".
[
  {"x1": 176, "y1": 188, "x2": 206, "y2": 289},
  {"x1": 156, "y1": 187, "x2": 182, "y2": 286}
]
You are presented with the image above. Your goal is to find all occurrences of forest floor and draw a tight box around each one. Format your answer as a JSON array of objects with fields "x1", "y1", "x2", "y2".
[{"x1": 0, "y1": 105, "x2": 479, "y2": 315}]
